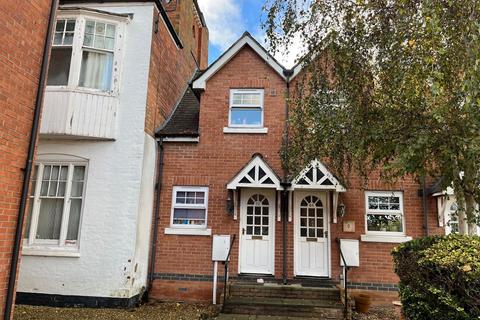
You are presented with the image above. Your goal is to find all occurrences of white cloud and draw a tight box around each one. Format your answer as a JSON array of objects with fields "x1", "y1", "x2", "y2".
[
  {"x1": 197, "y1": 0, "x2": 244, "y2": 50},
  {"x1": 253, "y1": 31, "x2": 304, "y2": 69}
]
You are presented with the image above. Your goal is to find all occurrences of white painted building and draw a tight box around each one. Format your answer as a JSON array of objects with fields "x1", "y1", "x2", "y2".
[{"x1": 18, "y1": 0, "x2": 207, "y2": 307}]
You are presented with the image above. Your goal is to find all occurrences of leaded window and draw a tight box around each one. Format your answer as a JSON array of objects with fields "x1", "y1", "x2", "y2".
[
  {"x1": 299, "y1": 196, "x2": 325, "y2": 238},
  {"x1": 246, "y1": 194, "x2": 269, "y2": 236}
]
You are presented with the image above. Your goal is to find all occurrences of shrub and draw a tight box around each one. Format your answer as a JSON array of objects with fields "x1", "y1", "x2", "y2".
[{"x1": 392, "y1": 234, "x2": 480, "y2": 320}]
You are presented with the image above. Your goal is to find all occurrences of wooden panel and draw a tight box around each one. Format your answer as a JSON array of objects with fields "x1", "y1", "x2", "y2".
[{"x1": 40, "y1": 89, "x2": 118, "y2": 139}]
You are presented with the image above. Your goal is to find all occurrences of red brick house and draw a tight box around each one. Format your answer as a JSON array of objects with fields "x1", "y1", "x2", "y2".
[
  {"x1": 0, "y1": 0, "x2": 55, "y2": 317},
  {"x1": 150, "y1": 32, "x2": 446, "y2": 308}
]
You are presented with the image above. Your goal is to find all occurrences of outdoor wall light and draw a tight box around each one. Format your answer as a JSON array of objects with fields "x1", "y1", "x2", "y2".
[
  {"x1": 226, "y1": 190, "x2": 234, "y2": 215},
  {"x1": 338, "y1": 202, "x2": 346, "y2": 217}
]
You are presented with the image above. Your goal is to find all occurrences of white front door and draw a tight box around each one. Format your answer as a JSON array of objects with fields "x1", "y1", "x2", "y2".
[
  {"x1": 239, "y1": 189, "x2": 275, "y2": 274},
  {"x1": 294, "y1": 191, "x2": 330, "y2": 277}
]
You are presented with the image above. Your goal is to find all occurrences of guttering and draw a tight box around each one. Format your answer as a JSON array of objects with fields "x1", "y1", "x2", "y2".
[
  {"x1": 147, "y1": 138, "x2": 165, "y2": 294},
  {"x1": 4, "y1": 1, "x2": 59, "y2": 319}
]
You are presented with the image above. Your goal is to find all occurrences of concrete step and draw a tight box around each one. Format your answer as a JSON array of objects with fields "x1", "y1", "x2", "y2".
[
  {"x1": 223, "y1": 297, "x2": 344, "y2": 319},
  {"x1": 229, "y1": 283, "x2": 340, "y2": 301}
]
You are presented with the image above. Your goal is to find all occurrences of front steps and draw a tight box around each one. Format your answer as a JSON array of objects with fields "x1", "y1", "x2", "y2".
[{"x1": 219, "y1": 282, "x2": 345, "y2": 320}]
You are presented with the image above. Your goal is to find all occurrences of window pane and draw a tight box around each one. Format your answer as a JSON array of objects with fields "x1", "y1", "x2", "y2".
[
  {"x1": 36, "y1": 198, "x2": 63, "y2": 240},
  {"x1": 367, "y1": 214, "x2": 403, "y2": 232},
  {"x1": 64, "y1": 32, "x2": 74, "y2": 45},
  {"x1": 47, "y1": 48, "x2": 72, "y2": 86},
  {"x1": 173, "y1": 208, "x2": 206, "y2": 226},
  {"x1": 230, "y1": 108, "x2": 262, "y2": 126},
  {"x1": 85, "y1": 20, "x2": 95, "y2": 34},
  {"x1": 106, "y1": 24, "x2": 116, "y2": 38},
  {"x1": 79, "y1": 50, "x2": 113, "y2": 91},
  {"x1": 73, "y1": 166, "x2": 85, "y2": 181},
  {"x1": 67, "y1": 199, "x2": 82, "y2": 240},
  {"x1": 55, "y1": 20, "x2": 65, "y2": 32}
]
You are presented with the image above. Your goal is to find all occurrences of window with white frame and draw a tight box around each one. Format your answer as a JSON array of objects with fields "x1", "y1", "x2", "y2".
[
  {"x1": 25, "y1": 163, "x2": 86, "y2": 248},
  {"x1": 171, "y1": 186, "x2": 208, "y2": 228},
  {"x1": 229, "y1": 89, "x2": 264, "y2": 127},
  {"x1": 365, "y1": 191, "x2": 404, "y2": 234},
  {"x1": 47, "y1": 14, "x2": 122, "y2": 92}
]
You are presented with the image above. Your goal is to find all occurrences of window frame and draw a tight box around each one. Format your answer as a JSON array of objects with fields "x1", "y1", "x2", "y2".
[
  {"x1": 46, "y1": 12, "x2": 126, "y2": 95},
  {"x1": 170, "y1": 186, "x2": 209, "y2": 229},
  {"x1": 25, "y1": 161, "x2": 88, "y2": 252},
  {"x1": 364, "y1": 191, "x2": 405, "y2": 237},
  {"x1": 228, "y1": 89, "x2": 265, "y2": 128}
]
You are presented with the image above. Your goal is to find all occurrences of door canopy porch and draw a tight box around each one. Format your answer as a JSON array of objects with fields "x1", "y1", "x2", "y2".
[
  {"x1": 291, "y1": 160, "x2": 346, "y2": 192},
  {"x1": 227, "y1": 154, "x2": 282, "y2": 190}
]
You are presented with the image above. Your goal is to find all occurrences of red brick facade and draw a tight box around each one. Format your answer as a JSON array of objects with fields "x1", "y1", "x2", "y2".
[
  {"x1": 150, "y1": 42, "x2": 445, "y2": 304},
  {"x1": 0, "y1": 0, "x2": 52, "y2": 317},
  {"x1": 145, "y1": 2, "x2": 208, "y2": 136}
]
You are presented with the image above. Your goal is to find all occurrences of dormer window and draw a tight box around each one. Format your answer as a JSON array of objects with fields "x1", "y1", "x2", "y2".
[
  {"x1": 46, "y1": 13, "x2": 125, "y2": 94},
  {"x1": 229, "y1": 89, "x2": 264, "y2": 127}
]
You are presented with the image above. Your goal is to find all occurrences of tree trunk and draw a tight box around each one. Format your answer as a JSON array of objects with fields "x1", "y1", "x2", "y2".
[{"x1": 465, "y1": 194, "x2": 477, "y2": 235}]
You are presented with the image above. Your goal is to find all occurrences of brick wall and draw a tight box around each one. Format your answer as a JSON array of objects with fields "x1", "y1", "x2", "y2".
[
  {"x1": 0, "y1": 0, "x2": 51, "y2": 317},
  {"x1": 145, "y1": 1, "x2": 208, "y2": 136},
  {"x1": 150, "y1": 45, "x2": 445, "y2": 303}
]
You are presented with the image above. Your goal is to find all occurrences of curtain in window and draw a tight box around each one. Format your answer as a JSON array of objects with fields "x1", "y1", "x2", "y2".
[
  {"x1": 36, "y1": 199, "x2": 64, "y2": 240},
  {"x1": 79, "y1": 50, "x2": 113, "y2": 91}
]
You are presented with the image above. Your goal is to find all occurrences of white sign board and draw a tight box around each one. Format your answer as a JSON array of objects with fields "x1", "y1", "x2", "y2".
[
  {"x1": 339, "y1": 239, "x2": 360, "y2": 267},
  {"x1": 212, "y1": 235, "x2": 231, "y2": 261}
]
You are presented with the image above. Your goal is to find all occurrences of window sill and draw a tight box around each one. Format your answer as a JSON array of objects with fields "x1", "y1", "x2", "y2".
[
  {"x1": 223, "y1": 127, "x2": 268, "y2": 134},
  {"x1": 360, "y1": 234, "x2": 412, "y2": 243},
  {"x1": 164, "y1": 228, "x2": 212, "y2": 236},
  {"x1": 22, "y1": 246, "x2": 80, "y2": 258}
]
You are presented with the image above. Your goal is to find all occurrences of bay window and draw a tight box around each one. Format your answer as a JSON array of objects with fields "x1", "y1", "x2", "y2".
[
  {"x1": 46, "y1": 13, "x2": 124, "y2": 93},
  {"x1": 25, "y1": 162, "x2": 87, "y2": 251}
]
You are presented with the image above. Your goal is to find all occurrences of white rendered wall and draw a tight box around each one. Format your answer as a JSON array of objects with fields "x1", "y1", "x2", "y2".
[{"x1": 18, "y1": 4, "x2": 156, "y2": 299}]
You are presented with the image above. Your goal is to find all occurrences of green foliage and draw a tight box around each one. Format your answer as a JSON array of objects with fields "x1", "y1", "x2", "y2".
[
  {"x1": 392, "y1": 235, "x2": 480, "y2": 319},
  {"x1": 264, "y1": 0, "x2": 480, "y2": 233}
]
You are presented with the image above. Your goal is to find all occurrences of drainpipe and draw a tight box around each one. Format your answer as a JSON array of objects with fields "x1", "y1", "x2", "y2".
[
  {"x1": 281, "y1": 69, "x2": 293, "y2": 285},
  {"x1": 147, "y1": 138, "x2": 164, "y2": 296},
  {"x1": 4, "y1": 1, "x2": 58, "y2": 318},
  {"x1": 421, "y1": 176, "x2": 429, "y2": 236}
]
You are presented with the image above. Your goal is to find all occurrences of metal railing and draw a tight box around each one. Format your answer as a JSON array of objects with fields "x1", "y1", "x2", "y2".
[
  {"x1": 222, "y1": 234, "x2": 236, "y2": 312},
  {"x1": 337, "y1": 238, "x2": 350, "y2": 316}
]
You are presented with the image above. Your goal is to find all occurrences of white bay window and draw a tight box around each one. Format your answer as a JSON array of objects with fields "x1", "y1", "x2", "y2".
[
  {"x1": 25, "y1": 163, "x2": 87, "y2": 252},
  {"x1": 46, "y1": 12, "x2": 125, "y2": 93}
]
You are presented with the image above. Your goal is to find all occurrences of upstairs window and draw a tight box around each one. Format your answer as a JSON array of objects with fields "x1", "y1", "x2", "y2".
[
  {"x1": 47, "y1": 14, "x2": 123, "y2": 93},
  {"x1": 229, "y1": 89, "x2": 264, "y2": 127},
  {"x1": 79, "y1": 20, "x2": 116, "y2": 91},
  {"x1": 47, "y1": 19, "x2": 76, "y2": 86},
  {"x1": 365, "y1": 191, "x2": 404, "y2": 235},
  {"x1": 171, "y1": 186, "x2": 209, "y2": 228}
]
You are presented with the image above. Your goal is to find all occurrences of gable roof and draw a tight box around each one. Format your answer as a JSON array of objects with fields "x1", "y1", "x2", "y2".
[
  {"x1": 227, "y1": 154, "x2": 282, "y2": 190},
  {"x1": 156, "y1": 87, "x2": 199, "y2": 138},
  {"x1": 291, "y1": 159, "x2": 346, "y2": 192},
  {"x1": 193, "y1": 32, "x2": 289, "y2": 90}
]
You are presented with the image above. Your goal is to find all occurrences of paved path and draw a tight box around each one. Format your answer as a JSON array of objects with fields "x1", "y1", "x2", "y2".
[{"x1": 215, "y1": 314, "x2": 319, "y2": 320}]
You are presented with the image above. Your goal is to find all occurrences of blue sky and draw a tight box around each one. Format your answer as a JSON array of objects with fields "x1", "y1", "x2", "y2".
[{"x1": 197, "y1": 0, "x2": 301, "y2": 68}]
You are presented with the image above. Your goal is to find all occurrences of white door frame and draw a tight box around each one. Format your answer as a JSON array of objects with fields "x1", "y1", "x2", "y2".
[
  {"x1": 293, "y1": 190, "x2": 331, "y2": 277},
  {"x1": 238, "y1": 188, "x2": 275, "y2": 275}
]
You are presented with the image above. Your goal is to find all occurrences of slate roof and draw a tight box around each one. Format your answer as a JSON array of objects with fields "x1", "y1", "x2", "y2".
[{"x1": 156, "y1": 87, "x2": 199, "y2": 137}]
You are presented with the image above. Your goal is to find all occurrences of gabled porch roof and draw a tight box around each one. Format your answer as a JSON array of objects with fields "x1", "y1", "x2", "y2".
[
  {"x1": 291, "y1": 160, "x2": 346, "y2": 192},
  {"x1": 227, "y1": 154, "x2": 282, "y2": 190}
]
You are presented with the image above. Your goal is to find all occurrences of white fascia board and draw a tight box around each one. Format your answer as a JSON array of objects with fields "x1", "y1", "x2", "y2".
[
  {"x1": 226, "y1": 155, "x2": 282, "y2": 190},
  {"x1": 162, "y1": 136, "x2": 199, "y2": 143},
  {"x1": 193, "y1": 36, "x2": 287, "y2": 90}
]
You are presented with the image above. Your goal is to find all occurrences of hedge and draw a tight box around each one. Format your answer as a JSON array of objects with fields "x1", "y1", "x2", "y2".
[{"x1": 392, "y1": 234, "x2": 480, "y2": 320}]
